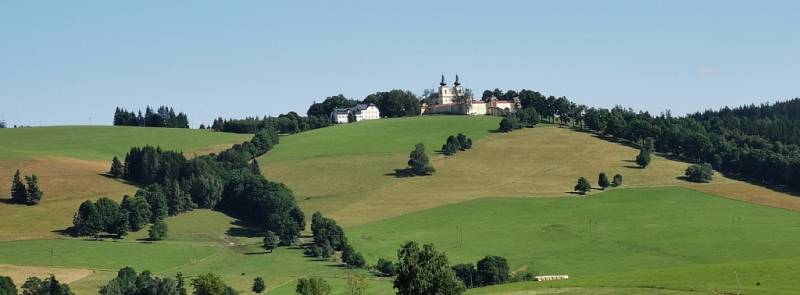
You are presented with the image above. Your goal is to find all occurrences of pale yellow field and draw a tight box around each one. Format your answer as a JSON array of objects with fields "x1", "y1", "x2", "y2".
[
  {"x1": 0, "y1": 157, "x2": 135, "y2": 241},
  {"x1": 0, "y1": 144, "x2": 238, "y2": 241},
  {"x1": 0, "y1": 264, "x2": 94, "y2": 285},
  {"x1": 264, "y1": 126, "x2": 726, "y2": 227}
]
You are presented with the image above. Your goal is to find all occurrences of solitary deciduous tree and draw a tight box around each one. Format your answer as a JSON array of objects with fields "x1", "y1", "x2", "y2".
[
  {"x1": 148, "y1": 219, "x2": 168, "y2": 241},
  {"x1": 612, "y1": 174, "x2": 623, "y2": 187},
  {"x1": 346, "y1": 274, "x2": 368, "y2": 295},
  {"x1": 685, "y1": 163, "x2": 714, "y2": 183},
  {"x1": 574, "y1": 177, "x2": 591, "y2": 195},
  {"x1": 263, "y1": 231, "x2": 279, "y2": 253},
  {"x1": 296, "y1": 277, "x2": 331, "y2": 295},
  {"x1": 252, "y1": 277, "x2": 265, "y2": 295}
]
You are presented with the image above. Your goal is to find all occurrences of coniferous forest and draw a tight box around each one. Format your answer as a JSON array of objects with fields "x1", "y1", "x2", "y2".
[{"x1": 113, "y1": 106, "x2": 189, "y2": 128}]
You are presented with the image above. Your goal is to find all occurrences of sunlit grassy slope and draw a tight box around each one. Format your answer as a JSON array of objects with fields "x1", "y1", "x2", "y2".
[
  {"x1": 0, "y1": 210, "x2": 395, "y2": 295},
  {"x1": 0, "y1": 126, "x2": 251, "y2": 161},
  {"x1": 0, "y1": 126, "x2": 251, "y2": 240},
  {"x1": 260, "y1": 117, "x2": 704, "y2": 227},
  {"x1": 348, "y1": 187, "x2": 800, "y2": 295}
]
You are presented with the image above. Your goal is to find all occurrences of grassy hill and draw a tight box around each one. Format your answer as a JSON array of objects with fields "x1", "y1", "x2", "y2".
[
  {"x1": 0, "y1": 126, "x2": 251, "y2": 240},
  {"x1": 348, "y1": 187, "x2": 800, "y2": 295},
  {"x1": 0, "y1": 126, "x2": 251, "y2": 161},
  {"x1": 260, "y1": 117, "x2": 707, "y2": 227},
  {"x1": 0, "y1": 210, "x2": 395, "y2": 295},
  {"x1": 4, "y1": 117, "x2": 800, "y2": 294}
]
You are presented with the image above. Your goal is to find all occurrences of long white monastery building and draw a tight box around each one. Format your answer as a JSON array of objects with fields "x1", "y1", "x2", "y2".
[{"x1": 331, "y1": 103, "x2": 381, "y2": 124}]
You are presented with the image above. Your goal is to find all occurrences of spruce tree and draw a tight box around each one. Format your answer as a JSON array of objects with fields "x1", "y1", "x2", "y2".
[
  {"x1": 24, "y1": 174, "x2": 43, "y2": 205},
  {"x1": 10, "y1": 170, "x2": 28, "y2": 204},
  {"x1": 109, "y1": 156, "x2": 124, "y2": 178}
]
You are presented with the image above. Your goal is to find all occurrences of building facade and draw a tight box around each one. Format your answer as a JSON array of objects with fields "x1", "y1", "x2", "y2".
[
  {"x1": 423, "y1": 75, "x2": 519, "y2": 116},
  {"x1": 331, "y1": 103, "x2": 381, "y2": 124}
]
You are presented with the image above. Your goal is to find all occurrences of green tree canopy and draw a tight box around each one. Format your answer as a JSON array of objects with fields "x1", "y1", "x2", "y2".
[
  {"x1": 575, "y1": 177, "x2": 591, "y2": 195},
  {"x1": 149, "y1": 219, "x2": 168, "y2": 241},
  {"x1": 251, "y1": 277, "x2": 265, "y2": 295},
  {"x1": 394, "y1": 241, "x2": 465, "y2": 295},
  {"x1": 0, "y1": 276, "x2": 16, "y2": 295},
  {"x1": 685, "y1": 163, "x2": 714, "y2": 183},
  {"x1": 295, "y1": 277, "x2": 331, "y2": 295}
]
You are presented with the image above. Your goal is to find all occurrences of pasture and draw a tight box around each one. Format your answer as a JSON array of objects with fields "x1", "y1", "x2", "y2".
[
  {"x1": 347, "y1": 187, "x2": 800, "y2": 295},
  {"x1": 0, "y1": 210, "x2": 395, "y2": 295},
  {"x1": 261, "y1": 117, "x2": 712, "y2": 227}
]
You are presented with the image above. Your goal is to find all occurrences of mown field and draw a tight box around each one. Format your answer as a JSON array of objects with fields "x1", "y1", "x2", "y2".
[
  {"x1": 261, "y1": 117, "x2": 716, "y2": 227},
  {"x1": 348, "y1": 187, "x2": 800, "y2": 295},
  {"x1": 0, "y1": 126, "x2": 251, "y2": 240}
]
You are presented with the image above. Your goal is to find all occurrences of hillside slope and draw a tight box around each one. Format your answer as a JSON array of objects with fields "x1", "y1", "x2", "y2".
[
  {"x1": 261, "y1": 117, "x2": 710, "y2": 227},
  {"x1": 0, "y1": 126, "x2": 251, "y2": 240}
]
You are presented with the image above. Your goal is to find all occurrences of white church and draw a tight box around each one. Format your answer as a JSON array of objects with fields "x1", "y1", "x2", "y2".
[
  {"x1": 331, "y1": 103, "x2": 381, "y2": 124},
  {"x1": 422, "y1": 75, "x2": 519, "y2": 116}
]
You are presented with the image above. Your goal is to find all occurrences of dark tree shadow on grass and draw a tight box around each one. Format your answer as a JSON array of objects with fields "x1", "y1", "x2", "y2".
[
  {"x1": 0, "y1": 197, "x2": 13, "y2": 205},
  {"x1": 623, "y1": 165, "x2": 643, "y2": 169},
  {"x1": 226, "y1": 219, "x2": 263, "y2": 238},
  {"x1": 95, "y1": 173, "x2": 138, "y2": 185}
]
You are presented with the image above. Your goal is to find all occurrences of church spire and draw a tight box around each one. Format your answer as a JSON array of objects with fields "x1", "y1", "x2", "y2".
[
  {"x1": 454, "y1": 74, "x2": 461, "y2": 86},
  {"x1": 440, "y1": 74, "x2": 447, "y2": 86}
]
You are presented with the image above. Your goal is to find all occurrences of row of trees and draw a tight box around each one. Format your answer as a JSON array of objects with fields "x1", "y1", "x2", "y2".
[
  {"x1": 113, "y1": 106, "x2": 190, "y2": 128},
  {"x1": 211, "y1": 112, "x2": 330, "y2": 135},
  {"x1": 498, "y1": 108, "x2": 541, "y2": 133},
  {"x1": 441, "y1": 133, "x2": 473, "y2": 156},
  {"x1": 0, "y1": 275, "x2": 74, "y2": 295},
  {"x1": 574, "y1": 173, "x2": 623, "y2": 195},
  {"x1": 9, "y1": 170, "x2": 43, "y2": 205},
  {"x1": 451, "y1": 255, "x2": 526, "y2": 288}
]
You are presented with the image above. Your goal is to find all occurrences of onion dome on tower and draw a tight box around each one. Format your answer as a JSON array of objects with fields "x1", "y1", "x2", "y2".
[
  {"x1": 440, "y1": 74, "x2": 447, "y2": 86},
  {"x1": 454, "y1": 74, "x2": 461, "y2": 86}
]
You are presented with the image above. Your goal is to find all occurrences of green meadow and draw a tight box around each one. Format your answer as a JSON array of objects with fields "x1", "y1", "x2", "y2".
[
  {"x1": 348, "y1": 187, "x2": 800, "y2": 294},
  {"x1": 2, "y1": 117, "x2": 800, "y2": 294},
  {"x1": 0, "y1": 126, "x2": 251, "y2": 160}
]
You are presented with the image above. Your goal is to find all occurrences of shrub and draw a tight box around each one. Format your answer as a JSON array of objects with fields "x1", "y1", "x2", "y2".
[
  {"x1": 685, "y1": 163, "x2": 714, "y2": 183},
  {"x1": 612, "y1": 174, "x2": 623, "y2": 187}
]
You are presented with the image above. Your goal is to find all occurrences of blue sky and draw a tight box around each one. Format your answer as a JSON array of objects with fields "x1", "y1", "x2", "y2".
[{"x1": 1, "y1": 1, "x2": 798, "y2": 127}]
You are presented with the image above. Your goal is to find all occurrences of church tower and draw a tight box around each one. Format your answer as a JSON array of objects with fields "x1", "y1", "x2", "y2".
[{"x1": 438, "y1": 74, "x2": 455, "y2": 104}]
